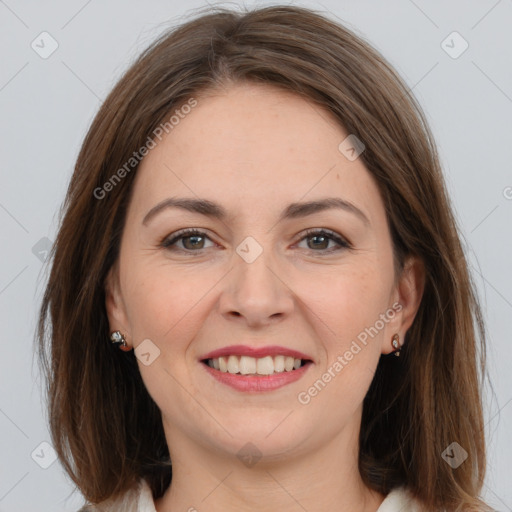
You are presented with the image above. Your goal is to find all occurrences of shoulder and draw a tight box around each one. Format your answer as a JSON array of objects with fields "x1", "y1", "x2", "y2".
[
  {"x1": 377, "y1": 486, "x2": 427, "y2": 512},
  {"x1": 77, "y1": 478, "x2": 155, "y2": 512}
]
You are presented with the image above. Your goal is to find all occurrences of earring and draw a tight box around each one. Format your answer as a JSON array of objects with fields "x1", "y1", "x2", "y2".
[
  {"x1": 391, "y1": 333, "x2": 401, "y2": 357},
  {"x1": 110, "y1": 330, "x2": 132, "y2": 352}
]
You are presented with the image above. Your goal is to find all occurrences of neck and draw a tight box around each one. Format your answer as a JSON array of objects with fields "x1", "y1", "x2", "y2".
[{"x1": 154, "y1": 421, "x2": 385, "y2": 512}]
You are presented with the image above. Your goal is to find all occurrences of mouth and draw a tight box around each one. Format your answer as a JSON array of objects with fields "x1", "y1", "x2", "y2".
[
  {"x1": 199, "y1": 345, "x2": 314, "y2": 391},
  {"x1": 199, "y1": 347, "x2": 314, "y2": 392},
  {"x1": 201, "y1": 355, "x2": 313, "y2": 376}
]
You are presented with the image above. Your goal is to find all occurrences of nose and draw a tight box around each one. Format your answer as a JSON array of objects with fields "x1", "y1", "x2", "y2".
[{"x1": 218, "y1": 243, "x2": 295, "y2": 328}]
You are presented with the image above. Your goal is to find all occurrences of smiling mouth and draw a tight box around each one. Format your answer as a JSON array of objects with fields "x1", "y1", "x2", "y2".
[{"x1": 202, "y1": 355, "x2": 312, "y2": 376}]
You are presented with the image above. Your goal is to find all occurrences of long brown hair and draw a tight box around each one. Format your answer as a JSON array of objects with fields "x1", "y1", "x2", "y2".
[{"x1": 37, "y1": 5, "x2": 490, "y2": 511}]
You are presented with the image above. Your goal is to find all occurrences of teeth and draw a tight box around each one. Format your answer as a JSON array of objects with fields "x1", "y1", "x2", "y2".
[
  {"x1": 227, "y1": 355, "x2": 239, "y2": 374},
  {"x1": 207, "y1": 355, "x2": 304, "y2": 375},
  {"x1": 257, "y1": 356, "x2": 274, "y2": 375},
  {"x1": 274, "y1": 355, "x2": 285, "y2": 373},
  {"x1": 239, "y1": 356, "x2": 256, "y2": 375}
]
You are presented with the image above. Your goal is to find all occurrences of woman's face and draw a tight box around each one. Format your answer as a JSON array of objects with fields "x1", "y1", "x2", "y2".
[{"x1": 106, "y1": 83, "x2": 422, "y2": 462}]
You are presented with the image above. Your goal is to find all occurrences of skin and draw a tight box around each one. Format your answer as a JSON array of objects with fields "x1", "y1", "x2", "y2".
[{"x1": 105, "y1": 82, "x2": 424, "y2": 512}]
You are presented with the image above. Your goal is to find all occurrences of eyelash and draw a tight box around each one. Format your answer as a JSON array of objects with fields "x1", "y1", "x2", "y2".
[{"x1": 161, "y1": 228, "x2": 351, "y2": 255}]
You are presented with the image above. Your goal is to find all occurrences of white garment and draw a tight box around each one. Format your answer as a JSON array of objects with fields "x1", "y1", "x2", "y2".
[{"x1": 81, "y1": 478, "x2": 424, "y2": 511}]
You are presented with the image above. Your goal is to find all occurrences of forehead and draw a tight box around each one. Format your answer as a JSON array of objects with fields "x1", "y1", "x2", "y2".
[{"x1": 129, "y1": 83, "x2": 382, "y2": 224}]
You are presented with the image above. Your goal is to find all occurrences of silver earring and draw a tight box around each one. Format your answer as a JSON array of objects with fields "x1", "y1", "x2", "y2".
[{"x1": 110, "y1": 331, "x2": 131, "y2": 351}]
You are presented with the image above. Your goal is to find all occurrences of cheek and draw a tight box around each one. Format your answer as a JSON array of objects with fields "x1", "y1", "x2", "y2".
[
  {"x1": 122, "y1": 263, "x2": 214, "y2": 411},
  {"x1": 301, "y1": 264, "x2": 391, "y2": 405},
  {"x1": 296, "y1": 268, "x2": 387, "y2": 417},
  {"x1": 309, "y1": 265, "x2": 391, "y2": 342},
  {"x1": 121, "y1": 259, "x2": 226, "y2": 353}
]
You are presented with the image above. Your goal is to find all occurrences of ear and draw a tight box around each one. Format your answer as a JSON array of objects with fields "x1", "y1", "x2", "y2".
[
  {"x1": 382, "y1": 255, "x2": 425, "y2": 354},
  {"x1": 104, "y1": 262, "x2": 131, "y2": 341}
]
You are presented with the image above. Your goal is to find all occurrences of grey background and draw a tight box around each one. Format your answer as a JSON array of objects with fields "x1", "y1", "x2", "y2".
[{"x1": 0, "y1": 0, "x2": 511, "y2": 510}]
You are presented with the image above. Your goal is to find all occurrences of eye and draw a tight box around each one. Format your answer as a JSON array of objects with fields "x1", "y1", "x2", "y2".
[
  {"x1": 295, "y1": 229, "x2": 351, "y2": 253},
  {"x1": 161, "y1": 229, "x2": 215, "y2": 252},
  {"x1": 161, "y1": 228, "x2": 351, "y2": 254}
]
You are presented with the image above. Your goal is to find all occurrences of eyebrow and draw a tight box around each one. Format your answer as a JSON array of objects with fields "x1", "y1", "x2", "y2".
[{"x1": 142, "y1": 196, "x2": 370, "y2": 227}]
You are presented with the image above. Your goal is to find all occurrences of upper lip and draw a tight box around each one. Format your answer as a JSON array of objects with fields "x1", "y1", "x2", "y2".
[{"x1": 200, "y1": 345, "x2": 313, "y2": 361}]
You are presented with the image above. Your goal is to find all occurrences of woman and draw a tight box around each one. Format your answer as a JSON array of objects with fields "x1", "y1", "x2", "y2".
[{"x1": 37, "y1": 5, "x2": 491, "y2": 511}]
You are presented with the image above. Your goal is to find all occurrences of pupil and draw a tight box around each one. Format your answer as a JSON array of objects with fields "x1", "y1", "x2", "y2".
[
  {"x1": 310, "y1": 235, "x2": 327, "y2": 250},
  {"x1": 184, "y1": 235, "x2": 203, "y2": 250}
]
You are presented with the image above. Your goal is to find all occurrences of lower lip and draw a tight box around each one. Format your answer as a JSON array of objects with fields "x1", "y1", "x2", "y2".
[{"x1": 202, "y1": 361, "x2": 312, "y2": 392}]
